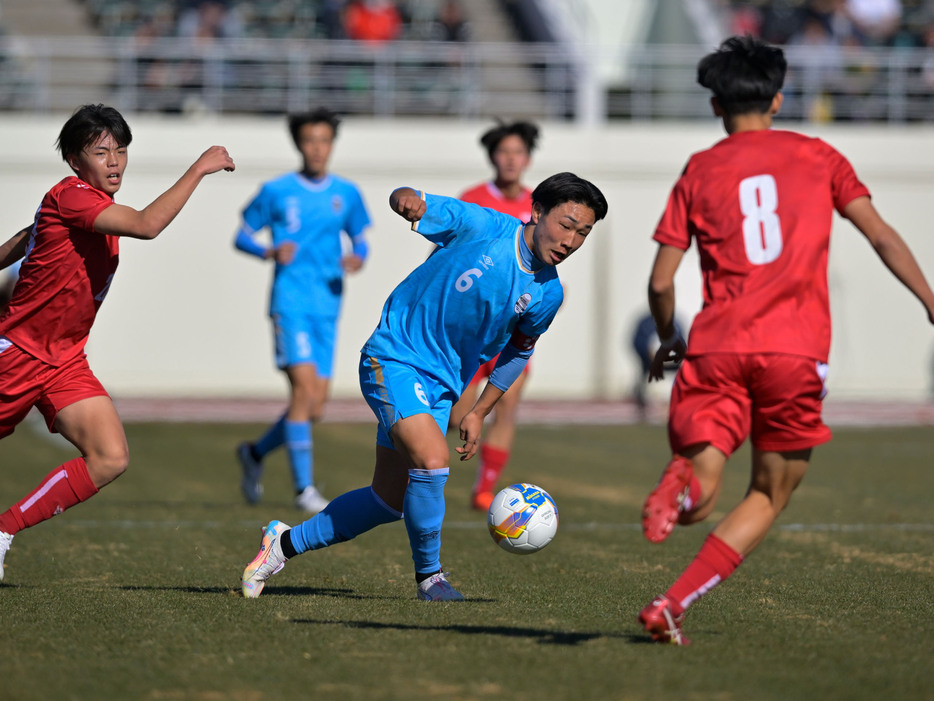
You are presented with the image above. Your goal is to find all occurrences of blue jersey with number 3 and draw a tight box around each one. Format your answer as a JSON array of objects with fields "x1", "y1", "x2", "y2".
[
  {"x1": 241, "y1": 173, "x2": 371, "y2": 318},
  {"x1": 362, "y1": 193, "x2": 564, "y2": 394}
]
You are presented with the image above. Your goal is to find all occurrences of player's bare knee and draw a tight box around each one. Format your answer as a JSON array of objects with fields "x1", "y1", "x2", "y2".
[{"x1": 86, "y1": 446, "x2": 130, "y2": 486}]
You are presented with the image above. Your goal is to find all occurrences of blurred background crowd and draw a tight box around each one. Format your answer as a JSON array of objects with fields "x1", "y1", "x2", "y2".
[{"x1": 0, "y1": 0, "x2": 931, "y2": 122}]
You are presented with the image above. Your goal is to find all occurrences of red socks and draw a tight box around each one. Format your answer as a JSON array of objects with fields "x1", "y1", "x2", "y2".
[
  {"x1": 665, "y1": 533, "x2": 744, "y2": 614},
  {"x1": 0, "y1": 458, "x2": 99, "y2": 535},
  {"x1": 474, "y1": 444, "x2": 509, "y2": 494}
]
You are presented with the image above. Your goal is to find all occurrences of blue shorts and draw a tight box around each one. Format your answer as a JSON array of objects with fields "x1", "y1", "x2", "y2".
[
  {"x1": 272, "y1": 311, "x2": 337, "y2": 376},
  {"x1": 359, "y1": 354, "x2": 457, "y2": 449}
]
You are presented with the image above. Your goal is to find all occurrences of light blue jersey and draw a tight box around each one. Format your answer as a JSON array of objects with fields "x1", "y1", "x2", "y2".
[
  {"x1": 238, "y1": 172, "x2": 371, "y2": 318},
  {"x1": 362, "y1": 193, "x2": 564, "y2": 395}
]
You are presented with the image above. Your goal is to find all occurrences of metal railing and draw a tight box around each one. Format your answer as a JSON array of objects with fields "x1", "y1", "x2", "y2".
[{"x1": 0, "y1": 36, "x2": 930, "y2": 122}]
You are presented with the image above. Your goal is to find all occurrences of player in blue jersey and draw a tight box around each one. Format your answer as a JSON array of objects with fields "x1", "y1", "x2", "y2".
[
  {"x1": 234, "y1": 108, "x2": 372, "y2": 514},
  {"x1": 240, "y1": 171, "x2": 608, "y2": 601}
]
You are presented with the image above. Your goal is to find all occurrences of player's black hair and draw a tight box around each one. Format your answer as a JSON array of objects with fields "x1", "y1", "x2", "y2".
[
  {"x1": 480, "y1": 120, "x2": 540, "y2": 161},
  {"x1": 288, "y1": 108, "x2": 341, "y2": 145},
  {"x1": 532, "y1": 172, "x2": 608, "y2": 222},
  {"x1": 56, "y1": 104, "x2": 132, "y2": 163},
  {"x1": 696, "y1": 35, "x2": 787, "y2": 116}
]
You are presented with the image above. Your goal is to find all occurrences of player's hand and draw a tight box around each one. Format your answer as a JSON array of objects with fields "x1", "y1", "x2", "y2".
[
  {"x1": 196, "y1": 145, "x2": 236, "y2": 174},
  {"x1": 271, "y1": 241, "x2": 296, "y2": 265},
  {"x1": 390, "y1": 188, "x2": 426, "y2": 223},
  {"x1": 649, "y1": 334, "x2": 685, "y2": 382},
  {"x1": 455, "y1": 412, "x2": 484, "y2": 461},
  {"x1": 341, "y1": 254, "x2": 364, "y2": 273}
]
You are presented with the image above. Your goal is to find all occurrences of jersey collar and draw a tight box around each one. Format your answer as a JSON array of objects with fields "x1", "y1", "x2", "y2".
[{"x1": 515, "y1": 224, "x2": 543, "y2": 273}]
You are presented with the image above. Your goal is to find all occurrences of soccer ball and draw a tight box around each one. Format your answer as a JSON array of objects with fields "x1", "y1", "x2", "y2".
[{"x1": 487, "y1": 483, "x2": 558, "y2": 554}]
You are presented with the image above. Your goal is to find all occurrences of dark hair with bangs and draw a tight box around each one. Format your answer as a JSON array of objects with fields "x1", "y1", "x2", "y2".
[
  {"x1": 288, "y1": 107, "x2": 341, "y2": 146},
  {"x1": 480, "y1": 120, "x2": 540, "y2": 161},
  {"x1": 697, "y1": 35, "x2": 787, "y2": 116},
  {"x1": 56, "y1": 104, "x2": 132, "y2": 163},
  {"x1": 531, "y1": 172, "x2": 608, "y2": 222}
]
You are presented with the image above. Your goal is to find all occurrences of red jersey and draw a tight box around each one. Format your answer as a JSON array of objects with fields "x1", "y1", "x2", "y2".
[
  {"x1": 460, "y1": 182, "x2": 533, "y2": 222},
  {"x1": 0, "y1": 176, "x2": 117, "y2": 366},
  {"x1": 654, "y1": 129, "x2": 869, "y2": 362}
]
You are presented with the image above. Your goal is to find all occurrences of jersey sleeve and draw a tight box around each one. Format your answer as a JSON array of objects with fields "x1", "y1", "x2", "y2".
[
  {"x1": 413, "y1": 193, "x2": 503, "y2": 247},
  {"x1": 344, "y1": 184, "x2": 372, "y2": 238},
  {"x1": 826, "y1": 143, "x2": 871, "y2": 213},
  {"x1": 57, "y1": 183, "x2": 113, "y2": 231},
  {"x1": 241, "y1": 185, "x2": 273, "y2": 234},
  {"x1": 515, "y1": 280, "x2": 565, "y2": 339},
  {"x1": 652, "y1": 163, "x2": 693, "y2": 251}
]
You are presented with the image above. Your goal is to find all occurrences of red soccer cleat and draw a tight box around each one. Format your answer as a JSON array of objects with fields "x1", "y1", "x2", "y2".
[
  {"x1": 642, "y1": 455, "x2": 694, "y2": 543},
  {"x1": 638, "y1": 596, "x2": 690, "y2": 646},
  {"x1": 471, "y1": 490, "x2": 494, "y2": 512}
]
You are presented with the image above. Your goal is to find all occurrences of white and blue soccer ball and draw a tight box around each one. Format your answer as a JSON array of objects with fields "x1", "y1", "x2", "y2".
[{"x1": 487, "y1": 483, "x2": 559, "y2": 554}]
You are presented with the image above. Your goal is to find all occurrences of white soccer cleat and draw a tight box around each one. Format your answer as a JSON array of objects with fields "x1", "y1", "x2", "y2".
[
  {"x1": 241, "y1": 520, "x2": 290, "y2": 598},
  {"x1": 417, "y1": 571, "x2": 465, "y2": 602},
  {"x1": 294, "y1": 486, "x2": 329, "y2": 514},
  {"x1": 0, "y1": 531, "x2": 12, "y2": 582}
]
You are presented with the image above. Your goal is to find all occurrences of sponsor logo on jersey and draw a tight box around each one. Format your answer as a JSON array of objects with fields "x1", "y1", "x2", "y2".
[{"x1": 514, "y1": 293, "x2": 532, "y2": 314}]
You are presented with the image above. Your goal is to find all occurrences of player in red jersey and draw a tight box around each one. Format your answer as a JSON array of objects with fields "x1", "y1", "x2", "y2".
[
  {"x1": 0, "y1": 104, "x2": 235, "y2": 582},
  {"x1": 449, "y1": 120, "x2": 539, "y2": 511},
  {"x1": 637, "y1": 36, "x2": 934, "y2": 645}
]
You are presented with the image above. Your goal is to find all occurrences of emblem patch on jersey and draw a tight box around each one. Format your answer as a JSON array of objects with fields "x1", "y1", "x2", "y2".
[
  {"x1": 331, "y1": 196, "x2": 343, "y2": 213},
  {"x1": 482, "y1": 254, "x2": 494, "y2": 268},
  {"x1": 514, "y1": 293, "x2": 532, "y2": 314}
]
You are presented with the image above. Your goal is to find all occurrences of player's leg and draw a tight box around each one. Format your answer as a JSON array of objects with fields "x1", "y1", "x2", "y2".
[
  {"x1": 470, "y1": 369, "x2": 528, "y2": 511},
  {"x1": 0, "y1": 394, "x2": 126, "y2": 571},
  {"x1": 285, "y1": 362, "x2": 330, "y2": 512},
  {"x1": 641, "y1": 355, "x2": 748, "y2": 544},
  {"x1": 389, "y1": 412, "x2": 464, "y2": 601}
]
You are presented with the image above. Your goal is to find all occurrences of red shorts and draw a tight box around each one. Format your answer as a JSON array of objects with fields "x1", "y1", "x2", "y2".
[
  {"x1": 467, "y1": 354, "x2": 532, "y2": 388},
  {"x1": 668, "y1": 353, "x2": 832, "y2": 456},
  {"x1": 0, "y1": 341, "x2": 109, "y2": 439}
]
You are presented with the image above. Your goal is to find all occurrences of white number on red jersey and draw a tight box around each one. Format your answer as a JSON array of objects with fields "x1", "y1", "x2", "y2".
[{"x1": 739, "y1": 174, "x2": 783, "y2": 265}]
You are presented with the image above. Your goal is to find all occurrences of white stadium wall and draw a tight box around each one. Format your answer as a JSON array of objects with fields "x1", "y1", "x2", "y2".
[{"x1": 1, "y1": 114, "x2": 932, "y2": 401}]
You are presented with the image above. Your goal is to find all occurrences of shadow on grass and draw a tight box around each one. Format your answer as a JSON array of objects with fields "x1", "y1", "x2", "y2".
[
  {"x1": 292, "y1": 618, "x2": 616, "y2": 646},
  {"x1": 118, "y1": 584, "x2": 381, "y2": 600}
]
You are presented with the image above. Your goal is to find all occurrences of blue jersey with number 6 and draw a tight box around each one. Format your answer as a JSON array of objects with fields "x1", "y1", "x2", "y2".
[{"x1": 362, "y1": 192, "x2": 564, "y2": 394}]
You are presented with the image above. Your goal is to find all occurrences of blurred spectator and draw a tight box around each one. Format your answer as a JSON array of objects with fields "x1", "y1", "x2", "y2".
[
  {"x1": 430, "y1": 0, "x2": 471, "y2": 42},
  {"x1": 177, "y1": 0, "x2": 243, "y2": 40},
  {"x1": 343, "y1": 0, "x2": 403, "y2": 42},
  {"x1": 845, "y1": 0, "x2": 903, "y2": 44}
]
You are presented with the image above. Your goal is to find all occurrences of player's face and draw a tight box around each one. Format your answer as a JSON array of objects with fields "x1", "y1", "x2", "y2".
[
  {"x1": 70, "y1": 131, "x2": 128, "y2": 196},
  {"x1": 527, "y1": 200, "x2": 595, "y2": 266},
  {"x1": 297, "y1": 122, "x2": 335, "y2": 178},
  {"x1": 491, "y1": 134, "x2": 530, "y2": 186}
]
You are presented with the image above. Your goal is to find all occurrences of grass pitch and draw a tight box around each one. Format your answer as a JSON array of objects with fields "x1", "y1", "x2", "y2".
[{"x1": 1, "y1": 420, "x2": 932, "y2": 700}]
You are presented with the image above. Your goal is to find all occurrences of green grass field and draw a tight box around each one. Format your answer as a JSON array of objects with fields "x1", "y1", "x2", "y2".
[{"x1": 1, "y1": 420, "x2": 932, "y2": 700}]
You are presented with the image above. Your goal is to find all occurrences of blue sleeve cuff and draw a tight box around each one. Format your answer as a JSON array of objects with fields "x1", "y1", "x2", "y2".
[
  {"x1": 234, "y1": 227, "x2": 268, "y2": 259},
  {"x1": 488, "y1": 342, "x2": 534, "y2": 392},
  {"x1": 351, "y1": 236, "x2": 369, "y2": 261}
]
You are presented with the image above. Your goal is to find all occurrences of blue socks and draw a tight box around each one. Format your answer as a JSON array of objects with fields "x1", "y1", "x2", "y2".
[
  {"x1": 284, "y1": 420, "x2": 312, "y2": 492},
  {"x1": 251, "y1": 414, "x2": 314, "y2": 493},
  {"x1": 289, "y1": 487, "x2": 402, "y2": 553},
  {"x1": 403, "y1": 468, "x2": 449, "y2": 575},
  {"x1": 253, "y1": 414, "x2": 286, "y2": 458}
]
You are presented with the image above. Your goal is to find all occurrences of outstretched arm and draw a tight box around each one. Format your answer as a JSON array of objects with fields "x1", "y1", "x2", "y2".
[
  {"x1": 844, "y1": 196, "x2": 934, "y2": 324},
  {"x1": 93, "y1": 145, "x2": 236, "y2": 240},
  {"x1": 647, "y1": 243, "x2": 687, "y2": 380},
  {"x1": 0, "y1": 225, "x2": 31, "y2": 270}
]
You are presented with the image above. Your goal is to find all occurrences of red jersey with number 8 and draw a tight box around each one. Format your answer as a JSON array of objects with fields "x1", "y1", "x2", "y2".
[
  {"x1": 0, "y1": 176, "x2": 117, "y2": 366},
  {"x1": 653, "y1": 129, "x2": 869, "y2": 362}
]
